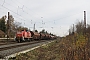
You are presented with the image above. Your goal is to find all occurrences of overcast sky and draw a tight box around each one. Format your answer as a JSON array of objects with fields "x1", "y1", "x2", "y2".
[{"x1": 0, "y1": 0, "x2": 90, "y2": 36}]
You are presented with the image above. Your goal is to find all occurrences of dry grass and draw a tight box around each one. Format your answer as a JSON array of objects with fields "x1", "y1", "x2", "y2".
[{"x1": 9, "y1": 36, "x2": 90, "y2": 60}]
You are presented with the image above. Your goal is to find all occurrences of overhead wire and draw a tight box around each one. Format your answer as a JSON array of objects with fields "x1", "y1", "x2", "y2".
[
  {"x1": 2, "y1": 0, "x2": 5, "y2": 6},
  {"x1": 45, "y1": 12, "x2": 82, "y2": 23},
  {"x1": 10, "y1": 0, "x2": 44, "y2": 25},
  {"x1": 0, "y1": 0, "x2": 55, "y2": 26},
  {"x1": 0, "y1": 0, "x2": 32, "y2": 21},
  {"x1": 12, "y1": 0, "x2": 40, "y2": 16},
  {"x1": 2, "y1": 0, "x2": 83, "y2": 24},
  {"x1": 11, "y1": 0, "x2": 44, "y2": 22},
  {"x1": 0, "y1": 0, "x2": 35, "y2": 26},
  {"x1": 0, "y1": 0, "x2": 84, "y2": 34}
]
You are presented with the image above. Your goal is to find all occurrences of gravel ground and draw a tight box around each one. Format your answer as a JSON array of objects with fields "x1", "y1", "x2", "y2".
[{"x1": 0, "y1": 40, "x2": 53, "y2": 59}]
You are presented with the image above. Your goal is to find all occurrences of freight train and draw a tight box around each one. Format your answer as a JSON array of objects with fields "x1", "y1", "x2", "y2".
[{"x1": 14, "y1": 30, "x2": 56, "y2": 42}]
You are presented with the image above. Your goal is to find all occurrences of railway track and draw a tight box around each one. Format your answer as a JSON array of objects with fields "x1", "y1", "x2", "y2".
[
  {"x1": 0, "y1": 42, "x2": 17, "y2": 46},
  {"x1": 0, "y1": 40, "x2": 17, "y2": 46},
  {"x1": 0, "y1": 40, "x2": 54, "y2": 58},
  {"x1": 0, "y1": 40, "x2": 46, "y2": 51}
]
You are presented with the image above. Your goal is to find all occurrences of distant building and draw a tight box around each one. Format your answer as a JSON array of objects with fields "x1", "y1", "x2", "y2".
[{"x1": 0, "y1": 30, "x2": 5, "y2": 38}]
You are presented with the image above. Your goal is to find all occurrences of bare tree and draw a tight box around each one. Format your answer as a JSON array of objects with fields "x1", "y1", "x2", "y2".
[
  {"x1": 86, "y1": 24, "x2": 90, "y2": 35},
  {"x1": 75, "y1": 20, "x2": 84, "y2": 34}
]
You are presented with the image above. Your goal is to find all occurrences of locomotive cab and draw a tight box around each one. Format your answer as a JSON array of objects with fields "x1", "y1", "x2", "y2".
[{"x1": 15, "y1": 30, "x2": 32, "y2": 42}]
